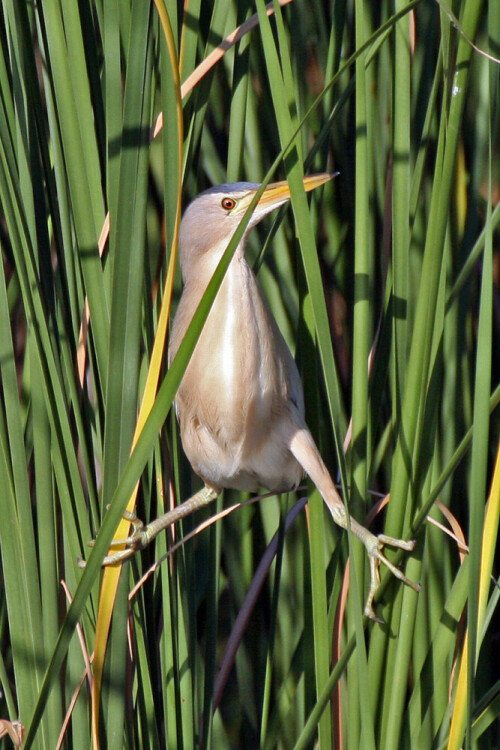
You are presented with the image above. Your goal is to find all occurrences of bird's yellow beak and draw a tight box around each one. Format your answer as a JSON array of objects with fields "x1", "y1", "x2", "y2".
[{"x1": 234, "y1": 172, "x2": 335, "y2": 214}]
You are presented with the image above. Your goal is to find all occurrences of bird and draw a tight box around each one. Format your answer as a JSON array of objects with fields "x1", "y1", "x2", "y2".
[{"x1": 100, "y1": 174, "x2": 420, "y2": 620}]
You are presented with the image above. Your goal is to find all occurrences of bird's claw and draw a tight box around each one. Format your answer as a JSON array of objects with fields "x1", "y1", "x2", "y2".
[
  {"x1": 78, "y1": 487, "x2": 221, "y2": 569},
  {"x1": 363, "y1": 534, "x2": 421, "y2": 621},
  {"x1": 78, "y1": 509, "x2": 152, "y2": 568}
]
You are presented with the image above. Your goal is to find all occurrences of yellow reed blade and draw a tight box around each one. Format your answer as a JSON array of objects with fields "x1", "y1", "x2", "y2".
[{"x1": 447, "y1": 439, "x2": 500, "y2": 750}]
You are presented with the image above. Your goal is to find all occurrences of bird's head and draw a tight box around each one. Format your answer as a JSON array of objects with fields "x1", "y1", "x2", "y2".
[{"x1": 178, "y1": 173, "x2": 334, "y2": 279}]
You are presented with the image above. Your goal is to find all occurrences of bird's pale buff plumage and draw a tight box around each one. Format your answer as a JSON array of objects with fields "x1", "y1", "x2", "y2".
[
  {"x1": 169, "y1": 182, "x2": 306, "y2": 494},
  {"x1": 95, "y1": 175, "x2": 419, "y2": 620}
]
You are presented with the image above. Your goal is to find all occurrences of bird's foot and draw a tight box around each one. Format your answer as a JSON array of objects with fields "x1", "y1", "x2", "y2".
[
  {"x1": 78, "y1": 509, "x2": 155, "y2": 567},
  {"x1": 328, "y1": 504, "x2": 420, "y2": 620},
  {"x1": 78, "y1": 486, "x2": 220, "y2": 568},
  {"x1": 361, "y1": 532, "x2": 421, "y2": 621}
]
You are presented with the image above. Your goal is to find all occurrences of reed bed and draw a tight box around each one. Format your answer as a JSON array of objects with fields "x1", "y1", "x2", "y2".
[{"x1": 0, "y1": 0, "x2": 498, "y2": 747}]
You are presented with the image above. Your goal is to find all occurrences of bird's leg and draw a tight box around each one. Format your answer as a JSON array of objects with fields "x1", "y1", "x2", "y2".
[
  {"x1": 80, "y1": 485, "x2": 219, "y2": 567},
  {"x1": 288, "y1": 428, "x2": 420, "y2": 620},
  {"x1": 328, "y1": 504, "x2": 420, "y2": 620}
]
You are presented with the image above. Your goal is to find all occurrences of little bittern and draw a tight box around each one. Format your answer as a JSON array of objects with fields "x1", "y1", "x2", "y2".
[{"x1": 100, "y1": 174, "x2": 419, "y2": 620}]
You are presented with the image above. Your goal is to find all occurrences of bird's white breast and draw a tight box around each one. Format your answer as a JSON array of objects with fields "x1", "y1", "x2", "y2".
[{"x1": 169, "y1": 252, "x2": 304, "y2": 491}]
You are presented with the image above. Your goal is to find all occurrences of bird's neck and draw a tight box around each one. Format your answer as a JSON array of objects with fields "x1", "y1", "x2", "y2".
[{"x1": 182, "y1": 241, "x2": 251, "y2": 302}]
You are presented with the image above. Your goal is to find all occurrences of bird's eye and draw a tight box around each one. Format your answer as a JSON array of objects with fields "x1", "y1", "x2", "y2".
[{"x1": 221, "y1": 197, "x2": 236, "y2": 210}]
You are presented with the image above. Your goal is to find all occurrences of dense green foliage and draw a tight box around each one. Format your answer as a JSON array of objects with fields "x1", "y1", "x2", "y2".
[{"x1": 0, "y1": 0, "x2": 499, "y2": 747}]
